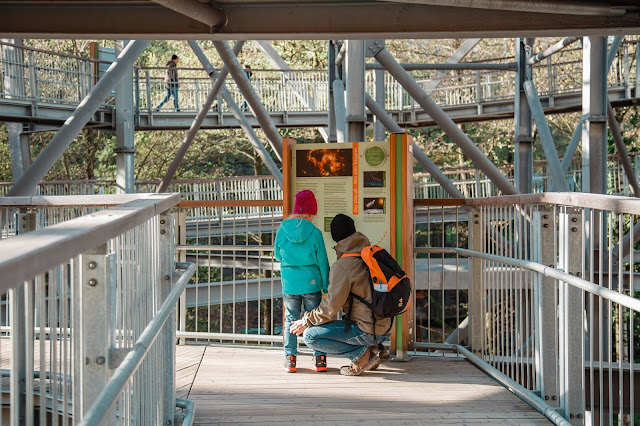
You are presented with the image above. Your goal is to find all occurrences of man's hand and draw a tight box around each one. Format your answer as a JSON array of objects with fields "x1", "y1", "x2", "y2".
[{"x1": 290, "y1": 319, "x2": 307, "y2": 336}]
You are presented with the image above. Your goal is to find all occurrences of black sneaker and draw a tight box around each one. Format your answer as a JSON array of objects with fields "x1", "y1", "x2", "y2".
[
  {"x1": 315, "y1": 355, "x2": 327, "y2": 372},
  {"x1": 284, "y1": 355, "x2": 296, "y2": 373}
]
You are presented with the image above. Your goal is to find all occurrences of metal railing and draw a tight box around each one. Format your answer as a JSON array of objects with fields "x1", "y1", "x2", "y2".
[
  {"x1": 0, "y1": 193, "x2": 194, "y2": 425},
  {"x1": 416, "y1": 193, "x2": 640, "y2": 424},
  {"x1": 1, "y1": 39, "x2": 638, "y2": 119}
]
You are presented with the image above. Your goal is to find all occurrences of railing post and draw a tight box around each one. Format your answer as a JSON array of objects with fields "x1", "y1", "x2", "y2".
[
  {"x1": 475, "y1": 70, "x2": 483, "y2": 115},
  {"x1": 533, "y1": 205, "x2": 559, "y2": 406},
  {"x1": 75, "y1": 243, "x2": 116, "y2": 419},
  {"x1": 624, "y1": 42, "x2": 631, "y2": 100},
  {"x1": 558, "y1": 207, "x2": 585, "y2": 424},
  {"x1": 547, "y1": 57, "x2": 554, "y2": 107},
  {"x1": 134, "y1": 67, "x2": 140, "y2": 126},
  {"x1": 177, "y1": 209, "x2": 187, "y2": 345},
  {"x1": 469, "y1": 207, "x2": 484, "y2": 354},
  {"x1": 28, "y1": 51, "x2": 38, "y2": 116},
  {"x1": 635, "y1": 42, "x2": 639, "y2": 98},
  {"x1": 10, "y1": 211, "x2": 36, "y2": 424},
  {"x1": 159, "y1": 212, "x2": 176, "y2": 425},
  {"x1": 146, "y1": 70, "x2": 153, "y2": 126}
]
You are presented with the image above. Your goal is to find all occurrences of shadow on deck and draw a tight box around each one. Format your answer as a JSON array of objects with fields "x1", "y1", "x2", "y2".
[{"x1": 176, "y1": 346, "x2": 550, "y2": 425}]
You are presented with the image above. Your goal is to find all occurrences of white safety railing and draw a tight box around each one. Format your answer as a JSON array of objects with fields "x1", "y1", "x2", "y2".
[
  {"x1": 174, "y1": 200, "x2": 284, "y2": 344},
  {"x1": 0, "y1": 193, "x2": 194, "y2": 425},
  {"x1": 416, "y1": 193, "x2": 640, "y2": 424}
]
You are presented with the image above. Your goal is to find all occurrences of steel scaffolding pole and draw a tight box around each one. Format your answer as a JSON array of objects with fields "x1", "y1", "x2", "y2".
[
  {"x1": 115, "y1": 40, "x2": 135, "y2": 194},
  {"x1": 328, "y1": 41, "x2": 338, "y2": 142},
  {"x1": 365, "y1": 93, "x2": 464, "y2": 199},
  {"x1": 345, "y1": 40, "x2": 366, "y2": 142},
  {"x1": 515, "y1": 38, "x2": 534, "y2": 194},
  {"x1": 373, "y1": 67, "x2": 386, "y2": 141},
  {"x1": 213, "y1": 40, "x2": 283, "y2": 159},
  {"x1": 582, "y1": 36, "x2": 608, "y2": 195},
  {"x1": 528, "y1": 37, "x2": 579, "y2": 65},
  {"x1": 370, "y1": 42, "x2": 519, "y2": 195},
  {"x1": 523, "y1": 80, "x2": 570, "y2": 192},
  {"x1": 423, "y1": 38, "x2": 481, "y2": 94},
  {"x1": 333, "y1": 79, "x2": 347, "y2": 143},
  {"x1": 8, "y1": 40, "x2": 150, "y2": 196},
  {"x1": 253, "y1": 40, "x2": 329, "y2": 142},
  {"x1": 607, "y1": 100, "x2": 640, "y2": 197}
]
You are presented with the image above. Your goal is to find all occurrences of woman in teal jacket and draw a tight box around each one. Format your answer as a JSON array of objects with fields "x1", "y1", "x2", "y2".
[{"x1": 275, "y1": 190, "x2": 330, "y2": 373}]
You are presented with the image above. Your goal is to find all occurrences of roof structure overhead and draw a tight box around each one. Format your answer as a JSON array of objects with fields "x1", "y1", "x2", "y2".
[{"x1": 0, "y1": 0, "x2": 639, "y2": 39}]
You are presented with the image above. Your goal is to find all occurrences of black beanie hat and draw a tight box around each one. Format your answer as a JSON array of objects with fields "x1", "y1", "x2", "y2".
[{"x1": 331, "y1": 213, "x2": 356, "y2": 242}]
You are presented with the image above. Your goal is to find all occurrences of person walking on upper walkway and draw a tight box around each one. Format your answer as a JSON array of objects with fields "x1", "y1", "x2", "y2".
[{"x1": 155, "y1": 54, "x2": 180, "y2": 112}]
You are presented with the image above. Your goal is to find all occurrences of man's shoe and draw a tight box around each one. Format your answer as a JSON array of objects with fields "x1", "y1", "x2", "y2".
[
  {"x1": 369, "y1": 344, "x2": 390, "y2": 371},
  {"x1": 284, "y1": 355, "x2": 296, "y2": 373},
  {"x1": 340, "y1": 348, "x2": 379, "y2": 376},
  {"x1": 315, "y1": 355, "x2": 327, "y2": 372}
]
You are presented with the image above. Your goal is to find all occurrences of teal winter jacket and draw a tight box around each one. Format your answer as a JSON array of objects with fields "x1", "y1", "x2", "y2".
[{"x1": 274, "y1": 218, "x2": 330, "y2": 295}]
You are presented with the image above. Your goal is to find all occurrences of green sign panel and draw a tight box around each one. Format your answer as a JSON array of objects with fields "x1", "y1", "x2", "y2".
[{"x1": 364, "y1": 145, "x2": 386, "y2": 167}]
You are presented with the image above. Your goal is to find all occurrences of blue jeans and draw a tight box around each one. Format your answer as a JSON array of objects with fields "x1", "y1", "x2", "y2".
[
  {"x1": 156, "y1": 86, "x2": 179, "y2": 111},
  {"x1": 303, "y1": 320, "x2": 390, "y2": 362},
  {"x1": 283, "y1": 292, "x2": 323, "y2": 357}
]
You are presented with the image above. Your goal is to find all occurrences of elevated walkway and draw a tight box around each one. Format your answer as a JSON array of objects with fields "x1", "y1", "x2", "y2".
[
  {"x1": 1, "y1": 41, "x2": 638, "y2": 131},
  {"x1": 176, "y1": 345, "x2": 550, "y2": 425}
]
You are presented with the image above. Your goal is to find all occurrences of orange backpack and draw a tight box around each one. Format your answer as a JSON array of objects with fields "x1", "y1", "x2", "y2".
[{"x1": 343, "y1": 245, "x2": 412, "y2": 335}]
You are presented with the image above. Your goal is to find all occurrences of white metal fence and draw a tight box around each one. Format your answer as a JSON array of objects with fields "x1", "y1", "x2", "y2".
[
  {"x1": 0, "y1": 193, "x2": 193, "y2": 425},
  {"x1": 416, "y1": 193, "x2": 640, "y2": 424}
]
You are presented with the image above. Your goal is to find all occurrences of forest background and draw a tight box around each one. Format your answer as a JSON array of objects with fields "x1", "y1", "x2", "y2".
[{"x1": 0, "y1": 38, "x2": 639, "y2": 184}]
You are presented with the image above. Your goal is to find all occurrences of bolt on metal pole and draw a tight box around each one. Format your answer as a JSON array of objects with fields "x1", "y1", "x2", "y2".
[
  {"x1": 365, "y1": 93, "x2": 464, "y2": 199},
  {"x1": 370, "y1": 42, "x2": 518, "y2": 195},
  {"x1": 8, "y1": 40, "x2": 150, "y2": 196},
  {"x1": 213, "y1": 40, "x2": 283, "y2": 159}
]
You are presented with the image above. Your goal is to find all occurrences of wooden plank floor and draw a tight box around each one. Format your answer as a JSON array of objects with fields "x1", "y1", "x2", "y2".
[{"x1": 176, "y1": 346, "x2": 551, "y2": 425}]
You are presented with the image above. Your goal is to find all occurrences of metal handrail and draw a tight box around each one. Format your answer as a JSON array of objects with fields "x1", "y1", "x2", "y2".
[
  {"x1": 79, "y1": 261, "x2": 196, "y2": 426},
  {"x1": 417, "y1": 247, "x2": 640, "y2": 313},
  {"x1": 0, "y1": 193, "x2": 180, "y2": 291}
]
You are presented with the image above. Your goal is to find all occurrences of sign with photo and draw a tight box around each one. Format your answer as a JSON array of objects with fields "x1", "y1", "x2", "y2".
[{"x1": 290, "y1": 141, "x2": 392, "y2": 262}]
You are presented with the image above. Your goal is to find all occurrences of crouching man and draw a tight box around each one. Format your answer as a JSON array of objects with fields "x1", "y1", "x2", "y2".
[{"x1": 290, "y1": 213, "x2": 390, "y2": 376}]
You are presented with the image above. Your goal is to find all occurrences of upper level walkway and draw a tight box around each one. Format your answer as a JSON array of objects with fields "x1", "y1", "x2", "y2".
[
  {"x1": 1, "y1": 39, "x2": 639, "y2": 131},
  {"x1": 176, "y1": 345, "x2": 550, "y2": 425}
]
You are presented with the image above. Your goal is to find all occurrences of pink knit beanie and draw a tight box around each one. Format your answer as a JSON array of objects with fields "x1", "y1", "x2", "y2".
[{"x1": 293, "y1": 190, "x2": 318, "y2": 215}]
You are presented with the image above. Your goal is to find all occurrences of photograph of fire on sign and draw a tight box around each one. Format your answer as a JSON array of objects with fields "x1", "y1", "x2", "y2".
[{"x1": 296, "y1": 149, "x2": 353, "y2": 177}]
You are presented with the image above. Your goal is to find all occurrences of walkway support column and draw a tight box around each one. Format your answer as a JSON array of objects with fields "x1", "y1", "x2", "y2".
[
  {"x1": 213, "y1": 40, "x2": 283, "y2": 159},
  {"x1": 345, "y1": 40, "x2": 366, "y2": 142},
  {"x1": 369, "y1": 41, "x2": 519, "y2": 195},
  {"x1": 115, "y1": 40, "x2": 135, "y2": 194},
  {"x1": 515, "y1": 38, "x2": 534, "y2": 193},
  {"x1": 8, "y1": 40, "x2": 150, "y2": 196},
  {"x1": 582, "y1": 36, "x2": 608, "y2": 195}
]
